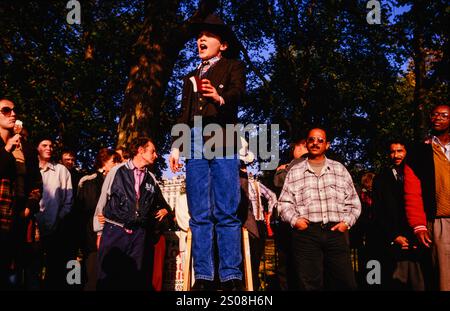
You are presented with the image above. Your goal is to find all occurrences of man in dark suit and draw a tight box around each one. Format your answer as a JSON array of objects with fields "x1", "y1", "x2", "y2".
[
  {"x1": 373, "y1": 140, "x2": 425, "y2": 290},
  {"x1": 169, "y1": 14, "x2": 246, "y2": 291}
]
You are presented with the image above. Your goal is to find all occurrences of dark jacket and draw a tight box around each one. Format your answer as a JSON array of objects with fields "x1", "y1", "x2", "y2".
[
  {"x1": 373, "y1": 166, "x2": 417, "y2": 246},
  {"x1": 94, "y1": 161, "x2": 172, "y2": 232},
  {"x1": 273, "y1": 157, "x2": 307, "y2": 189},
  {"x1": 0, "y1": 139, "x2": 42, "y2": 203},
  {"x1": 176, "y1": 57, "x2": 246, "y2": 128},
  {"x1": 77, "y1": 172, "x2": 104, "y2": 253},
  {"x1": 69, "y1": 168, "x2": 82, "y2": 199},
  {"x1": 404, "y1": 143, "x2": 437, "y2": 221},
  {"x1": 20, "y1": 141, "x2": 43, "y2": 213},
  {"x1": 0, "y1": 138, "x2": 16, "y2": 232},
  {"x1": 0, "y1": 139, "x2": 42, "y2": 234},
  {"x1": 0, "y1": 138, "x2": 16, "y2": 180}
]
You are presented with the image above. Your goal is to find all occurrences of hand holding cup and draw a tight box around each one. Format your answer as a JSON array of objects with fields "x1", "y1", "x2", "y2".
[{"x1": 199, "y1": 79, "x2": 221, "y2": 103}]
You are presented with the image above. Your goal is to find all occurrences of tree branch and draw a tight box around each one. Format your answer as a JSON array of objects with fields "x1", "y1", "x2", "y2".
[
  {"x1": 189, "y1": 0, "x2": 219, "y2": 22},
  {"x1": 239, "y1": 43, "x2": 270, "y2": 91}
]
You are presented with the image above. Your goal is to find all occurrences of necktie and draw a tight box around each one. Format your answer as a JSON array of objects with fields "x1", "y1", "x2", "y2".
[
  {"x1": 393, "y1": 167, "x2": 403, "y2": 183},
  {"x1": 199, "y1": 61, "x2": 210, "y2": 78}
]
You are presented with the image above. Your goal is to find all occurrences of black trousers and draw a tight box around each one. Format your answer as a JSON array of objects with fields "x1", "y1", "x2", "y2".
[
  {"x1": 274, "y1": 221, "x2": 298, "y2": 290},
  {"x1": 41, "y1": 231, "x2": 75, "y2": 290},
  {"x1": 291, "y1": 222, "x2": 356, "y2": 291},
  {"x1": 83, "y1": 251, "x2": 98, "y2": 291},
  {"x1": 97, "y1": 223, "x2": 146, "y2": 291},
  {"x1": 248, "y1": 221, "x2": 267, "y2": 289}
]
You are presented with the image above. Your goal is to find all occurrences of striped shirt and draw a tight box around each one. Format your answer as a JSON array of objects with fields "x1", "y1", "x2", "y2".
[
  {"x1": 197, "y1": 56, "x2": 221, "y2": 78},
  {"x1": 278, "y1": 157, "x2": 361, "y2": 228},
  {"x1": 432, "y1": 136, "x2": 450, "y2": 161},
  {"x1": 248, "y1": 179, "x2": 277, "y2": 221}
]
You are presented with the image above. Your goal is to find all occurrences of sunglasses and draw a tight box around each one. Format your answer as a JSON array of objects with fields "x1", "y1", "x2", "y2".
[
  {"x1": 307, "y1": 137, "x2": 326, "y2": 144},
  {"x1": 430, "y1": 112, "x2": 449, "y2": 120},
  {"x1": 0, "y1": 106, "x2": 16, "y2": 116}
]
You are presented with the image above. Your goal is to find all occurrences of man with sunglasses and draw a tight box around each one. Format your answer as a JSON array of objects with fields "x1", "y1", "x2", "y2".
[
  {"x1": 404, "y1": 104, "x2": 450, "y2": 290},
  {"x1": 0, "y1": 99, "x2": 19, "y2": 288},
  {"x1": 0, "y1": 99, "x2": 42, "y2": 289},
  {"x1": 278, "y1": 128, "x2": 361, "y2": 290},
  {"x1": 0, "y1": 100, "x2": 20, "y2": 155}
]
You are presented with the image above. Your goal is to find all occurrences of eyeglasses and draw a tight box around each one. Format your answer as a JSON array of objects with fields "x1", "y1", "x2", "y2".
[
  {"x1": 0, "y1": 106, "x2": 15, "y2": 116},
  {"x1": 307, "y1": 137, "x2": 326, "y2": 144},
  {"x1": 430, "y1": 112, "x2": 449, "y2": 120}
]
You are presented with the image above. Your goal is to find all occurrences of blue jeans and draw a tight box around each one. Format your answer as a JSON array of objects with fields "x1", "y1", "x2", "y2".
[{"x1": 186, "y1": 128, "x2": 242, "y2": 282}]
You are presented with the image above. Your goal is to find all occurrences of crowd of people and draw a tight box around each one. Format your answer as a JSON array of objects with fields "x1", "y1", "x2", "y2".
[
  {"x1": 1, "y1": 103, "x2": 449, "y2": 292},
  {"x1": 0, "y1": 10, "x2": 448, "y2": 292},
  {"x1": 0, "y1": 107, "x2": 178, "y2": 290}
]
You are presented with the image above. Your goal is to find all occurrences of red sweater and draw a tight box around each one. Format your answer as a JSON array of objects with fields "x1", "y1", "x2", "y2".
[{"x1": 404, "y1": 164, "x2": 428, "y2": 232}]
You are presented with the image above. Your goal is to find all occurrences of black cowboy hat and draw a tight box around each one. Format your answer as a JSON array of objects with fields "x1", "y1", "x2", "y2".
[
  {"x1": 33, "y1": 133, "x2": 56, "y2": 146},
  {"x1": 189, "y1": 14, "x2": 241, "y2": 58}
]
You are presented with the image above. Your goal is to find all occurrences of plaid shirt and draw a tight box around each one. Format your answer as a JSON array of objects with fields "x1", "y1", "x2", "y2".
[
  {"x1": 0, "y1": 178, "x2": 14, "y2": 232},
  {"x1": 278, "y1": 157, "x2": 361, "y2": 228}
]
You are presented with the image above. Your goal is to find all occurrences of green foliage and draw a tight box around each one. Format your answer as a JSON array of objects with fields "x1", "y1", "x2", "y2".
[
  {"x1": 0, "y1": 0, "x2": 144, "y2": 169},
  {"x1": 1, "y1": 0, "x2": 447, "y2": 178}
]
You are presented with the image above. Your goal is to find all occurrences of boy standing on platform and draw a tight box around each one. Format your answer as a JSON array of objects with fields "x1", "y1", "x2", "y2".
[{"x1": 169, "y1": 14, "x2": 246, "y2": 291}]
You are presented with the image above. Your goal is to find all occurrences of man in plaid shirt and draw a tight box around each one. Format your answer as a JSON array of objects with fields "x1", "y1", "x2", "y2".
[{"x1": 278, "y1": 128, "x2": 361, "y2": 290}]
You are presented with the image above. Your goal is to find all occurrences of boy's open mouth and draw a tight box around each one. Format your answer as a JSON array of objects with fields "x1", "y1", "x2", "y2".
[{"x1": 199, "y1": 44, "x2": 207, "y2": 51}]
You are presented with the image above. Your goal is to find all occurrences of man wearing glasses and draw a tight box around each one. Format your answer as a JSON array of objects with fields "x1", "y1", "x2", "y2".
[
  {"x1": 278, "y1": 127, "x2": 361, "y2": 290},
  {"x1": 404, "y1": 104, "x2": 450, "y2": 291},
  {"x1": 1, "y1": 99, "x2": 43, "y2": 290},
  {"x1": 0, "y1": 99, "x2": 20, "y2": 288},
  {"x1": 0, "y1": 99, "x2": 20, "y2": 155}
]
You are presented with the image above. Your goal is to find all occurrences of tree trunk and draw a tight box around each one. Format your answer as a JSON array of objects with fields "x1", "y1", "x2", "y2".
[{"x1": 412, "y1": 0, "x2": 428, "y2": 142}]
